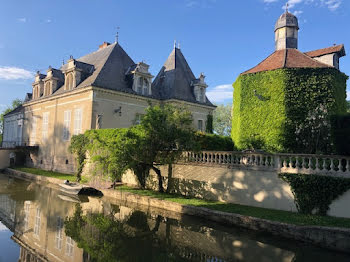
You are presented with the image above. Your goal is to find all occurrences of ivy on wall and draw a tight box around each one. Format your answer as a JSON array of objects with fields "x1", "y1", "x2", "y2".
[
  {"x1": 279, "y1": 173, "x2": 350, "y2": 216},
  {"x1": 232, "y1": 68, "x2": 348, "y2": 154}
]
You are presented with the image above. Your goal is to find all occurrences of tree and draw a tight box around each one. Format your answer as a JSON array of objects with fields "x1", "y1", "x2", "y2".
[
  {"x1": 213, "y1": 103, "x2": 232, "y2": 136},
  {"x1": 347, "y1": 100, "x2": 350, "y2": 113},
  {"x1": 69, "y1": 134, "x2": 89, "y2": 182},
  {"x1": 0, "y1": 99, "x2": 22, "y2": 142}
]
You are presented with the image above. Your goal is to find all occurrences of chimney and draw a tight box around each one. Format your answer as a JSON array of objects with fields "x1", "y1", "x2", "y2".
[{"x1": 99, "y1": 42, "x2": 111, "y2": 50}]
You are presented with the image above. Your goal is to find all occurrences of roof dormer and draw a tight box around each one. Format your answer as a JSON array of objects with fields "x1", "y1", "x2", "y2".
[
  {"x1": 43, "y1": 66, "x2": 64, "y2": 96},
  {"x1": 61, "y1": 56, "x2": 94, "y2": 91},
  {"x1": 32, "y1": 71, "x2": 46, "y2": 99},
  {"x1": 192, "y1": 73, "x2": 208, "y2": 103},
  {"x1": 128, "y1": 62, "x2": 154, "y2": 96}
]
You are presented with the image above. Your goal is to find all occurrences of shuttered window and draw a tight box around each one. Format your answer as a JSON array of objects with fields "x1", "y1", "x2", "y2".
[
  {"x1": 63, "y1": 110, "x2": 71, "y2": 140},
  {"x1": 74, "y1": 109, "x2": 82, "y2": 135}
]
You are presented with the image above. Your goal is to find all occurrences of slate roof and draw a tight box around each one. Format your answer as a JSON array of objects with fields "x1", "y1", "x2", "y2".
[
  {"x1": 3, "y1": 105, "x2": 23, "y2": 117},
  {"x1": 242, "y1": 48, "x2": 332, "y2": 75},
  {"x1": 275, "y1": 12, "x2": 299, "y2": 31},
  {"x1": 152, "y1": 48, "x2": 214, "y2": 107},
  {"x1": 305, "y1": 44, "x2": 346, "y2": 58}
]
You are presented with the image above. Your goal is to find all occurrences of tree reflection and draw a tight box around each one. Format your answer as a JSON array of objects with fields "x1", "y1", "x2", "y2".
[{"x1": 64, "y1": 204, "x2": 186, "y2": 262}]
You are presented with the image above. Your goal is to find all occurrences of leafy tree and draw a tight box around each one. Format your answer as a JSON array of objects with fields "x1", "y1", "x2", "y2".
[
  {"x1": 213, "y1": 103, "x2": 232, "y2": 136},
  {"x1": 0, "y1": 99, "x2": 22, "y2": 142}
]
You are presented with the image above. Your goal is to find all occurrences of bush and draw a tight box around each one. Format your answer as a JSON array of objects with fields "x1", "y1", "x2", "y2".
[
  {"x1": 331, "y1": 113, "x2": 350, "y2": 155},
  {"x1": 195, "y1": 132, "x2": 234, "y2": 151}
]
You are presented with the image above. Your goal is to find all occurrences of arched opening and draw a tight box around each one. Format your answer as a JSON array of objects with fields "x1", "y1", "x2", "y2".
[{"x1": 66, "y1": 73, "x2": 74, "y2": 90}]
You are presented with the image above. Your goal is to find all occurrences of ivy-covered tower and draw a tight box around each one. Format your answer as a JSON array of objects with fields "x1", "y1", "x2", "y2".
[{"x1": 232, "y1": 11, "x2": 348, "y2": 154}]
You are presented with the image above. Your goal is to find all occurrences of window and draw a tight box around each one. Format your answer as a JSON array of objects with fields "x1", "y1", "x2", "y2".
[
  {"x1": 134, "y1": 114, "x2": 144, "y2": 125},
  {"x1": 24, "y1": 201, "x2": 31, "y2": 231},
  {"x1": 42, "y1": 112, "x2": 49, "y2": 140},
  {"x1": 66, "y1": 73, "x2": 74, "y2": 90},
  {"x1": 44, "y1": 82, "x2": 51, "y2": 96},
  {"x1": 63, "y1": 110, "x2": 71, "y2": 141},
  {"x1": 34, "y1": 207, "x2": 41, "y2": 237},
  {"x1": 143, "y1": 78, "x2": 149, "y2": 95},
  {"x1": 137, "y1": 77, "x2": 143, "y2": 93},
  {"x1": 30, "y1": 117, "x2": 37, "y2": 145},
  {"x1": 74, "y1": 109, "x2": 82, "y2": 135},
  {"x1": 65, "y1": 236, "x2": 74, "y2": 257},
  {"x1": 198, "y1": 120, "x2": 203, "y2": 131},
  {"x1": 56, "y1": 217, "x2": 63, "y2": 250}
]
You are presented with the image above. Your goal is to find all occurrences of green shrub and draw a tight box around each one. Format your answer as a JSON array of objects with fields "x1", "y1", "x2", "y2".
[
  {"x1": 331, "y1": 113, "x2": 350, "y2": 155},
  {"x1": 195, "y1": 132, "x2": 234, "y2": 151},
  {"x1": 232, "y1": 68, "x2": 348, "y2": 153},
  {"x1": 279, "y1": 173, "x2": 350, "y2": 215}
]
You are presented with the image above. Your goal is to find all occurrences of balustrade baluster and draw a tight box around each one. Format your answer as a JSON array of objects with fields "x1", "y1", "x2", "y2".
[
  {"x1": 322, "y1": 158, "x2": 326, "y2": 171},
  {"x1": 346, "y1": 160, "x2": 350, "y2": 173},
  {"x1": 315, "y1": 158, "x2": 319, "y2": 171},
  {"x1": 330, "y1": 159, "x2": 335, "y2": 171},
  {"x1": 296, "y1": 158, "x2": 300, "y2": 169},
  {"x1": 302, "y1": 157, "x2": 306, "y2": 169},
  {"x1": 338, "y1": 158, "x2": 342, "y2": 172},
  {"x1": 282, "y1": 158, "x2": 287, "y2": 168}
]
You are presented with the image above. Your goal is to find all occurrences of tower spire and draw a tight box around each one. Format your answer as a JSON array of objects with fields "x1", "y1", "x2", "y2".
[
  {"x1": 174, "y1": 40, "x2": 177, "y2": 49},
  {"x1": 285, "y1": 2, "x2": 289, "y2": 13},
  {"x1": 115, "y1": 26, "x2": 120, "y2": 43}
]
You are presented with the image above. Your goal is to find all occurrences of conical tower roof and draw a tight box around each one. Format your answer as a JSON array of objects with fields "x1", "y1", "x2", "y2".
[{"x1": 152, "y1": 47, "x2": 214, "y2": 106}]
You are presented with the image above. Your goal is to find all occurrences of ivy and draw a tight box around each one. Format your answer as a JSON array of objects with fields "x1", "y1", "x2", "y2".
[
  {"x1": 232, "y1": 68, "x2": 348, "y2": 153},
  {"x1": 279, "y1": 173, "x2": 350, "y2": 216},
  {"x1": 68, "y1": 134, "x2": 89, "y2": 182}
]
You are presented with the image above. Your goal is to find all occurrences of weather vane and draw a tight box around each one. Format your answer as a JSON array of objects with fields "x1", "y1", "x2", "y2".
[
  {"x1": 285, "y1": 2, "x2": 289, "y2": 13},
  {"x1": 116, "y1": 26, "x2": 120, "y2": 43}
]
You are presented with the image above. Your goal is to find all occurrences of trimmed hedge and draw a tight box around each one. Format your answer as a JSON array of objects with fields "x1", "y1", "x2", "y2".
[
  {"x1": 195, "y1": 132, "x2": 234, "y2": 151},
  {"x1": 331, "y1": 113, "x2": 350, "y2": 155},
  {"x1": 279, "y1": 173, "x2": 350, "y2": 215},
  {"x1": 232, "y1": 68, "x2": 348, "y2": 153}
]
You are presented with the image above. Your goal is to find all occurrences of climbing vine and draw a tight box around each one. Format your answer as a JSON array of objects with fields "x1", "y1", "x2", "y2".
[{"x1": 279, "y1": 173, "x2": 350, "y2": 215}]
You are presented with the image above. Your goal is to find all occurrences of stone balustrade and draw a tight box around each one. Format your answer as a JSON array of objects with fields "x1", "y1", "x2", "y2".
[{"x1": 182, "y1": 151, "x2": 350, "y2": 177}]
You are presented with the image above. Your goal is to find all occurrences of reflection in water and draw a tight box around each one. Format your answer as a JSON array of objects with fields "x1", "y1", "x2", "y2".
[{"x1": 0, "y1": 174, "x2": 349, "y2": 262}]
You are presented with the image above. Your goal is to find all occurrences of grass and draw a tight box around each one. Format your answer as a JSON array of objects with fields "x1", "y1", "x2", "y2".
[
  {"x1": 13, "y1": 167, "x2": 88, "y2": 183},
  {"x1": 117, "y1": 186, "x2": 350, "y2": 229}
]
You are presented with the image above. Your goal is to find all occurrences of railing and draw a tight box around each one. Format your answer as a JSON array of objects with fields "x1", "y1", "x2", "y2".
[
  {"x1": 1, "y1": 140, "x2": 39, "y2": 148},
  {"x1": 182, "y1": 151, "x2": 350, "y2": 177}
]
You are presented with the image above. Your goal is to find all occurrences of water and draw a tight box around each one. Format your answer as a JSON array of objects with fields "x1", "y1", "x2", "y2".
[{"x1": 0, "y1": 174, "x2": 349, "y2": 262}]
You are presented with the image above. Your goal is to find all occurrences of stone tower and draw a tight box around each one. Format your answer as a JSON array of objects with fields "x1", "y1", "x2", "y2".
[{"x1": 274, "y1": 11, "x2": 299, "y2": 50}]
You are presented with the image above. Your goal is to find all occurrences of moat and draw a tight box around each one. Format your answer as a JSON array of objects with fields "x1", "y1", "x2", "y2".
[{"x1": 0, "y1": 174, "x2": 350, "y2": 262}]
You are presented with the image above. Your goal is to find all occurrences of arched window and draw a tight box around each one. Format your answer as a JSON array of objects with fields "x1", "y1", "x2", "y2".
[
  {"x1": 44, "y1": 82, "x2": 51, "y2": 96},
  {"x1": 143, "y1": 79, "x2": 149, "y2": 95},
  {"x1": 66, "y1": 73, "x2": 74, "y2": 90},
  {"x1": 137, "y1": 77, "x2": 143, "y2": 93}
]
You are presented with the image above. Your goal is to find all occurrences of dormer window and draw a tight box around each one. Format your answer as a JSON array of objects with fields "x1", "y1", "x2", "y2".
[
  {"x1": 65, "y1": 73, "x2": 74, "y2": 90},
  {"x1": 128, "y1": 62, "x2": 153, "y2": 96},
  {"x1": 193, "y1": 73, "x2": 208, "y2": 103},
  {"x1": 44, "y1": 82, "x2": 51, "y2": 96},
  {"x1": 32, "y1": 71, "x2": 46, "y2": 99}
]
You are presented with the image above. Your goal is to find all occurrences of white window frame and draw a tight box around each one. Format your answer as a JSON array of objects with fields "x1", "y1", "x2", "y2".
[
  {"x1": 198, "y1": 119, "x2": 204, "y2": 132},
  {"x1": 65, "y1": 236, "x2": 74, "y2": 257},
  {"x1": 34, "y1": 207, "x2": 41, "y2": 237},
  {"x1": 63, "y1": 110, "x2": 71, "y2": 141},
  {"x1": 74, "y1": 109, "x2": 82, "y2": 135},
  {"x1": 56, "y1": 216, "x2": 63, "y2": 250},
  {"x1": 42, "y1": 112, "x2": 49, "y2": 140},
  {"x1": 30, "y1": 116, "x2": 37, "y2": 145}
]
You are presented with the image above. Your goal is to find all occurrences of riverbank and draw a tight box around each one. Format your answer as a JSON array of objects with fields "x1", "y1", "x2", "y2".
[{"x1": 3, "y1": 167, "x2": 350, "y2": 253}]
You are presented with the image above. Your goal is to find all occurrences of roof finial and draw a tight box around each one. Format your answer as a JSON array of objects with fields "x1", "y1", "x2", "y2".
[
  {"x1": 174, "y1": 40, "x2": 177, "y2": 49},
  {"x1": 115, "y1": 26, "x2": 120, "y2": 43},
  {"x1": 178, "y1": 42, "x2": 180, "y2": 49},
  {"x1": 285, "y1": 2, "x2": 289, "y2": 13}
]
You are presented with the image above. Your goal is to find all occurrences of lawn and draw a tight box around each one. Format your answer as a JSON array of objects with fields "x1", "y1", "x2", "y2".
[
  {"x1": 13, "y1": 167, "x2": 88, "y2": 183},
  {"x1": 117, "y1": 186, "x2": 350, "y2": 229}
]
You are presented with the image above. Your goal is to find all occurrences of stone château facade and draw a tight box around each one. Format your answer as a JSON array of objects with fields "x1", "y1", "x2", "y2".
[{"x1": 3, "y1": 42, "x2": 215, "y2": 173}]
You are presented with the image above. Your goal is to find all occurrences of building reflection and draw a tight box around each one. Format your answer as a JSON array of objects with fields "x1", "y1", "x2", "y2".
[{"x1": 0, "y1": 175, "x2": 350, "y2": 262}]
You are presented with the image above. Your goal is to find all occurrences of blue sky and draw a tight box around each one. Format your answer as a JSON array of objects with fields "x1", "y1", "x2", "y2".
[{"x1": 0, "y1": 0, "x2": 349, "y2": 110}]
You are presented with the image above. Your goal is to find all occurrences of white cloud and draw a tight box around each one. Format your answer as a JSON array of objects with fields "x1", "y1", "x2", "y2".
[
  {"x1": 185, "y1": 0, "x2": 217, "y2": 8},
  {"x1": 45, "y1": 19, "x2": 52, "y2": 23},
  {"x1": 347, "y1": 91, "x2": 350, "y2": 100},
  {"x1": 265, "y1": 0, "x2": 342, "y2": 11},
  {"x1": 17, "y1": 17, "x2": 27, "y2": 23},
  {"x1": 0, "y1": 66, "x2": 34, "y2": 80},
  {"x1": 293, "y1": 10, "x2": 303, "y2": 16},
  {"x1": 207, "y1": 84, "x2": 233, "y2": 104}
]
